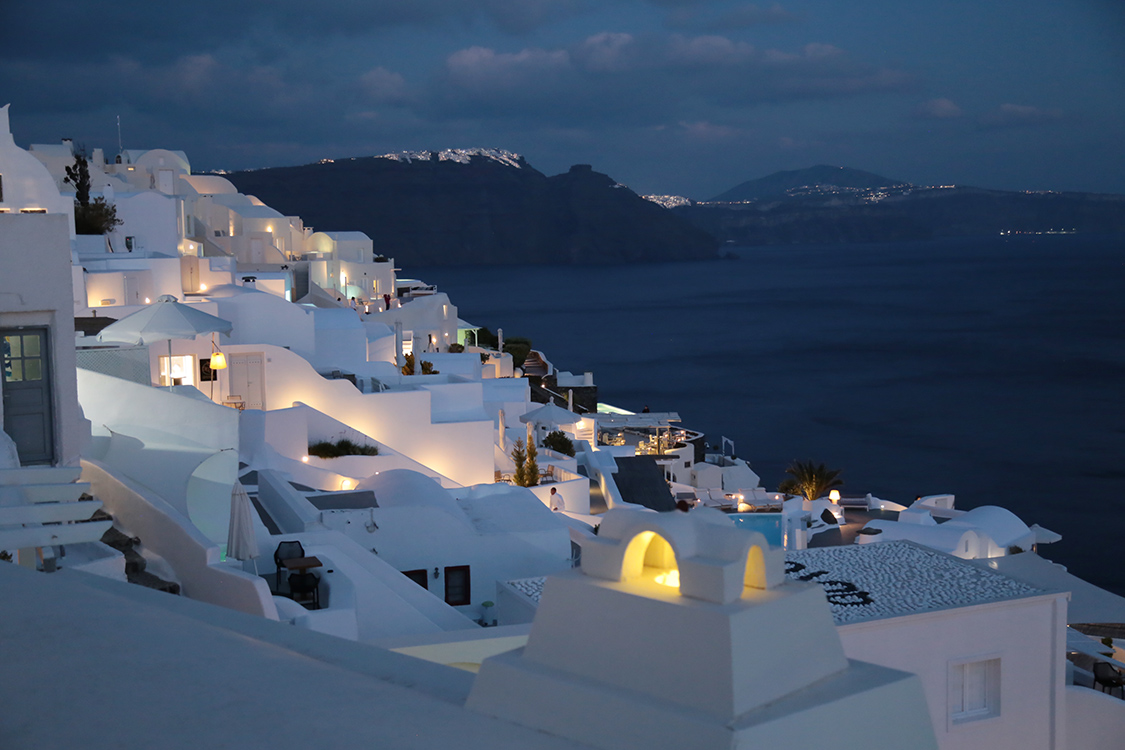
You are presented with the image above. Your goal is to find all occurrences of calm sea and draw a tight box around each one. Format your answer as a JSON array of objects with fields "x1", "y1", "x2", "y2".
[{"x1": 417, "y1": 234, "x2": 1125, "y2": 595}]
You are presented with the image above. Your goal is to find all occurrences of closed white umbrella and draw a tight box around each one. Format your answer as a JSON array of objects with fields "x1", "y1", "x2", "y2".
[
  {"x1": 226, "y1": 480, "x2": 260, "y2": 570},
  {"x1": 96, "y1": 295, "x2": 233, "y2": 387}
]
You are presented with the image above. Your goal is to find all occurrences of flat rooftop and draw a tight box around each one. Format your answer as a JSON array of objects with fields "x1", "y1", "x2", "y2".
[
  {"x1": 787, "y1": 541, "x2": 1049, "y2": 624},
  {"x1": 507, "y1": 541, "x2": 1049, "y2": 626}
]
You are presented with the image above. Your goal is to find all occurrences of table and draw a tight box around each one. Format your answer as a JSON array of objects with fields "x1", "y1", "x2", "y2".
[{"x1": 282, "y1": 555, "x2": 323, "y2": 575}]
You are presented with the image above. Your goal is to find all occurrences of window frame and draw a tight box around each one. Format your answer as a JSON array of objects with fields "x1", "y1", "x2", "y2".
[
  {"x1": 444, "y1": 565, "x2": 471, "y2": 606},
  {"x1": 948, "y1": 655, "x2": 1001, "y2": 727},
  {"x1": 402, "y1": 569, "x2": 428, "y2": 590}
]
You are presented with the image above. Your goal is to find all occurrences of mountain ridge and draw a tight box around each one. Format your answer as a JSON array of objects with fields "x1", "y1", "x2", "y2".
[{"x1": 223, "y1": 154, "x2": 720, "y2": 266}]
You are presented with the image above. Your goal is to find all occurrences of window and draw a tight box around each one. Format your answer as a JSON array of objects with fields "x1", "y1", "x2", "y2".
[
  {"x1": 20, "y1": 208, "x2": 46, "y2": 214},
  {"x1": 950, "y1": 657, "x2": 1000, "y2": 724},
  {"x1": 0, "y1": 173, "x2": 4, "y2": 202},
  {"x1": 402, "y1": 569, "x2": 428, "y2": 590},
  {"x1": 444, "y1": 565, "x2": 471, "y2": 606}
]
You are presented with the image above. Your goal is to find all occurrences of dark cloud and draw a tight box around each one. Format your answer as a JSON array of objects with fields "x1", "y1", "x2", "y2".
[
  {"x1": 430, "y1": 33, "x2": 913, "y2": 126},
  {"x1": 0, "y1": 0, "x2": 589, "y2": 65},
  {"x1": 665, "y1": 3, "x2": 799, "y2": 31}
]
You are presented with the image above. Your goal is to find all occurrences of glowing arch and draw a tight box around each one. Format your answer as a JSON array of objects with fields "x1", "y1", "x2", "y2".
[{"x1": 621, "y1": 531, "x2": 679, "y2": 586}]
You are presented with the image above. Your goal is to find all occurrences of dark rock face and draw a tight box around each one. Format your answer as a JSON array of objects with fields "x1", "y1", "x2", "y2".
[{"x1": 224, "y1": 156, "x2": 719, "y2": 266}]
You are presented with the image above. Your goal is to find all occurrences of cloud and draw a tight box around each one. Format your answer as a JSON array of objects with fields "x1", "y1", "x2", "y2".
[
  {"x1": 360, "y1": 67, "x2": 412, "y2": 105},
  {"x1": 979, "y1": 103, "x2": 1063, "y2": 128},
  {"x1": 914, "y1": 98, "x2": 963, "y2": 120},
  {"x1": 431, "y1": 32, "x2": 913, "y2": 125}
]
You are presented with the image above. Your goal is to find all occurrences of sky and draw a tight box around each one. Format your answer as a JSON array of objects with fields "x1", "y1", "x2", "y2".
[{"x1": 2, "y1": 0, "x2": 1123, "y2": 199}]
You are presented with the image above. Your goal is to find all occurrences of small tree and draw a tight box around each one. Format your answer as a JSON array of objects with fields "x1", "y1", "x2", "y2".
[
  {"x1": 511, "y1": 438, "x2": 528, "y2": 487},
  {"x1": 777, "y1": 460, "x2": 843, "y2": 504},
  {"x1": 64, "y1": 149, "x2": 122, "y2": 235},
  {"x1": 524, "y1": 440, "x2": 540, "y2": 487},
  {"x1": 543, "y1": 429, "x2": 575, "y2": 457}
]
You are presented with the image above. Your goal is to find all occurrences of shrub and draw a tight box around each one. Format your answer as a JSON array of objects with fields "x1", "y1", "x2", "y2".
[
  {"x1": 543, "y1": 430, "x2": 575, "y2": 457},
  {"x1": 448, "y1": 343, "x2": 465, "y2": 353},
  {"x1": 400, "y1": 352, "x2": 439, "y2": 376},
  {"x1": 308, "y1": 438, "x2": 378, "y2": 458}
]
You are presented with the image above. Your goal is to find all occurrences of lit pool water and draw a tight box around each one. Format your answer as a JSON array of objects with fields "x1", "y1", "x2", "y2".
[{"x1": 729, "y1": 513, "x2": 783, "y2": 548}]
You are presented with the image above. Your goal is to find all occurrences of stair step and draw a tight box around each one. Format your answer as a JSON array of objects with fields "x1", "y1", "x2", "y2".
[{"x1": 127, "y1": 569, "x2": 180, "y2": 595}]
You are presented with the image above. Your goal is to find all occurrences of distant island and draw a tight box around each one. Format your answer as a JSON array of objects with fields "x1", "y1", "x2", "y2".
[
  {"x1": 223, "y1": 150, "x2": 719, "y2": 266},
  {"x1": 225, "y1": 156, "x2": 1125, "y2": 264},
  {"x1": 665, "y1": 165, "x2": 1125, "y2": 246}
]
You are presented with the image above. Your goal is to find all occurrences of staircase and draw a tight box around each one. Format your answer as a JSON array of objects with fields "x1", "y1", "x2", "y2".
[{"x1": 94, "y1": 509, "x2": 181, "y2": 595}]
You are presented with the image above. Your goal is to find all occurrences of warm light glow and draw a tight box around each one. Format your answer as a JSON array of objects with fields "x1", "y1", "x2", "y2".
[
  {"x1": 144, "y1": 297, "x2": 151, "y2": 304},
  {"x1": 576, "y1": 419, "x2": 585, "y2": 429},
  {"x1": 737, "y1": 502, "x2": 752, "y2": 513},
  {"x1": 654, "y1": 569, "x2": 680, "y2": 588},
  {"x1": 829, "y1": 489, "x2": 841, "y2": 503},
  {"x1": 266, "y1": 225, "x2": 273, "y2": 233},
  {"x1": 301, "y1": 456, "x2": 309, "y2": 463},
  {"x1": 199, "y1": 283, "x2": 207, "y2": 291},
  {"x1": 209, "y1": 351, "x2": 227, "y2": 370},
  {"x1": 340, "y1": 479, "x2": 353, "y2": 490}
]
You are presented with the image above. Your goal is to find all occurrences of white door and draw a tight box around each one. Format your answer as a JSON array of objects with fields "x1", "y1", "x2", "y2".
[
  {"x1": 123, "y1": 274, "x2": 143, "y2": 305},
  {"x1": 228, "y1": 353, "x2": 265, "y2": 410},
  {"x1": 158, "y1": 169, "x2": 175, "y2": 194},
  {"x1": 250, "y1": 237, "x2": 264, "y2": 263}
]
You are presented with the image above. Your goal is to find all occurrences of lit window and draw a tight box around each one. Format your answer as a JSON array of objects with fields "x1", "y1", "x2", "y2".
[
  {"x1": 159, "y1": 355, "x2": 196, "y2": 387},
  {"x1": 950, "y1": 657, "x2": 1000, "y2": 724},
  {"x1": 444, "y1": 565, "x2": 471, "y2": 606}
]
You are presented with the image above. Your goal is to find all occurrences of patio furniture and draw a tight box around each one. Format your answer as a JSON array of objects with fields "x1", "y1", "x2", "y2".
[
  {"x1": 274, "y1": 540, "x2": 304, "y2": 591},
  {"x1": 283, "y1": 555, "x2": 323, "y2": 575},
  {"x1": 222, "y1": 395, "x2": 246, "y2": 410},
  {"x1": 1093, "y1": 662, "x2": 1125, "y2": 697},
  {"x1": 288, "y1": 572, "x2": 320, "y2": 609}
]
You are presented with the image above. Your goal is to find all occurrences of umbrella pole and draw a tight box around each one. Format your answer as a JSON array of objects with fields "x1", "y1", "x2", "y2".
[{"x1": 167, "y1": 339, "x2": 173, "y2": 389}]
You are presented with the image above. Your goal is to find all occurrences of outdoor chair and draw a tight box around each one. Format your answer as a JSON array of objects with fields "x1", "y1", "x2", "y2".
[
  {"x1": 1093, "y1": 662, "x2": 1125, "y2": 697},
  {"x1": 274, "y1": 540, "x2": 305, "y2": 591},
  {"x1": 288, "y1": 572, "x2": 320, "y2": 610}
]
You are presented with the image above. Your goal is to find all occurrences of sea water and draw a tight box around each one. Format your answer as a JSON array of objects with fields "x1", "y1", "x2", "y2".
[{"x1": 418, "y1": 234, "x2": 1125, "y2": 595}]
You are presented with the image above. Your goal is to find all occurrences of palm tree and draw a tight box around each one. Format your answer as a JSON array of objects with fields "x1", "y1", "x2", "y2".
[{"x1": 778, "y1": 460, "x2": 843, "y2": 503}]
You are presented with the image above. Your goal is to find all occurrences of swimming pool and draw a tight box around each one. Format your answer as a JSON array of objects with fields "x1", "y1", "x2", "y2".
[{"x1": 729, "y1": 513, "x2": 784, "y2": 548}]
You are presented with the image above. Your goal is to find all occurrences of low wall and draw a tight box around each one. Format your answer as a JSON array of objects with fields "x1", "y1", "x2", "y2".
[
  {"x1": 1066, "y1": 685, "x2": 1125, "y2": 750},
  {"x1": 256, "y1": 469, "x2": 322, "y2": 534},
  {"x1": 82, "y1": 458, "x2": 277, "y2": 620},
  {"x1": 529, "y1": 476, "x2": 590, "y2": 515}
]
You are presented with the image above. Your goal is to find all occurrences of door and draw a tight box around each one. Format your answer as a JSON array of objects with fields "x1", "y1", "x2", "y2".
[
  {"x1": 158, "y1": 168, "x2": 175, "y2": 194},
  {"x1": 123, "y1": 274, "x2": 143, "y2": 305},
  {"x1": 228, "y1": 353, "x2": 265, "y2": 410},
  {"x1": 1, "y1": 328, "x2": 54, "y2": 465}
]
